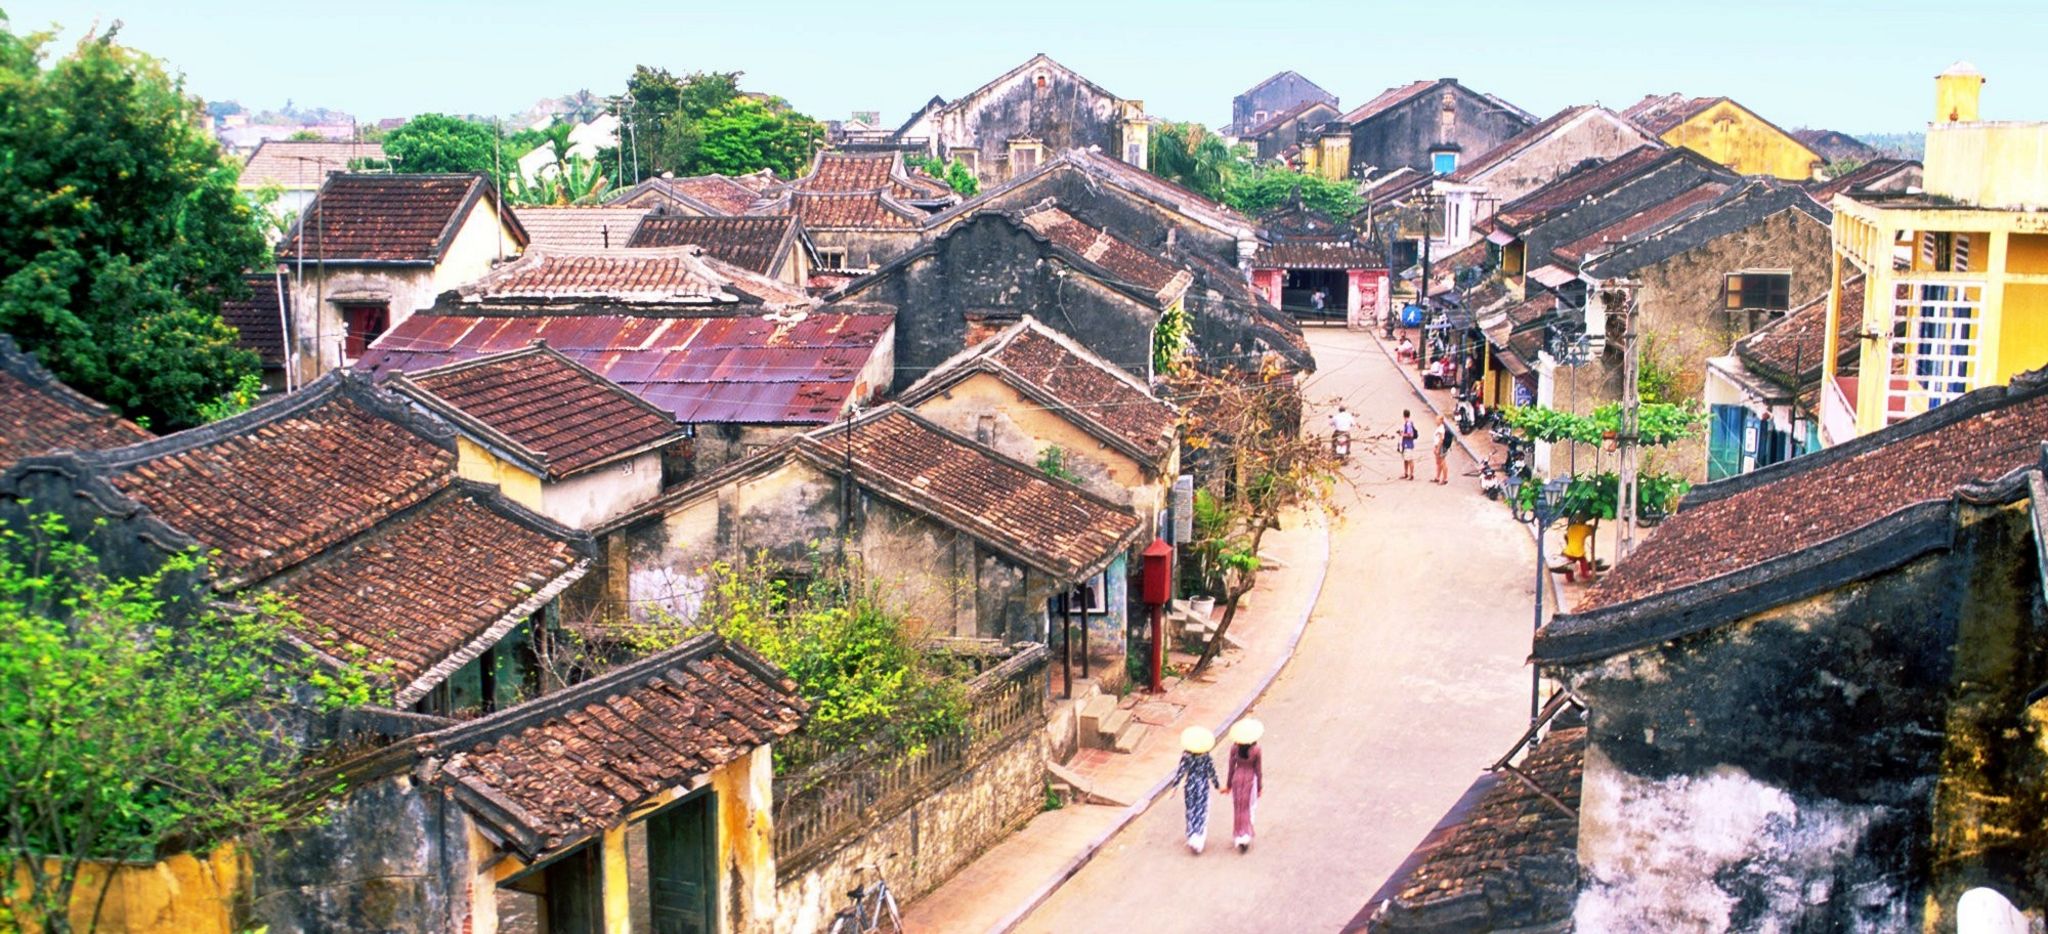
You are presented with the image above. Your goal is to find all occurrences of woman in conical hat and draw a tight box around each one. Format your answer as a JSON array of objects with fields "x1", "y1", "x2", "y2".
[
  {"x1": 1226, "y1": 718, "x2": 1264, "y2": 852},
  {"x1": 1168, "y1": 726, "x2": 1222, "y2": 853}
]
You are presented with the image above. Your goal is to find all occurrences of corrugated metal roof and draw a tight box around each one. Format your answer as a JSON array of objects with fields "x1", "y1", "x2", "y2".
[{"x1": 359, "y1": 313, "x2": 892, "y2": 425}]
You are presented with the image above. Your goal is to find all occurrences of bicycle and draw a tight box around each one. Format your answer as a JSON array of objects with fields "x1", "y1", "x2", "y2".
[{"x1": 826, "y1": 860, "x2": 902, "y2": 934}]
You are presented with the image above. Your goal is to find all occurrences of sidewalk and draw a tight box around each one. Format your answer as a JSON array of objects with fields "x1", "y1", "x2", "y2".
[
  {"x1": 900, "y1": 508, "x2": 1332, "y2": 934},
  {"x1": 1363, "y1": 325, "x2": 1632, "y2": 611}
]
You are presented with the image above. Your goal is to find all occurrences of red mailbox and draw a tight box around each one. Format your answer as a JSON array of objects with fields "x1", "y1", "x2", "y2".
[{"x1": 1141, "y1": 538, "x2": 1174, "y2": 605}]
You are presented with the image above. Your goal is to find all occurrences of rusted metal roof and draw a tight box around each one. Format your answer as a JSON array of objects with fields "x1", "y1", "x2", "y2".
[{"x1": 360, "y1": 312, "x2": 893, "y2": 425}]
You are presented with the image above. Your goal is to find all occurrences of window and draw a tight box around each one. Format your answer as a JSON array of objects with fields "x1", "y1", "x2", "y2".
[
  {"x1": 1724, "y1": 272, "x2": 1791, "y2": 312},
  {"x1": 1010, "y1": 144, "x2": 1041, "y2": 174},
  {"x1": 975, "y1": 414, "x2": 996, "y2": 444},
  {"x1": 340, "y1": 302, "x2": 388, "y2": 360},
  {"x1": 1125, "y1": 141, "x2": 1145, "y2": 165},
  {"x1": 817, "y1": 247, "x2": 848, "y2": 269},
  {"x1": 1887, "y1": 280, "x2": 1982, "y2": 421},
  {"x1": 1431, "y1": 151, "x2": 1459, "y2": 175},
  {"x1": 949, "y1": 147, "x2": 978, "y2": 175},
  {"x1": 1253, "y1": 110, "x2": 1268, "y2": 124}
]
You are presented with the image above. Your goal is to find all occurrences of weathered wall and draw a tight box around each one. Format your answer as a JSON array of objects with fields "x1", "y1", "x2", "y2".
[
  {"x1": 908, "y1": 370, "x2": 1159, "y2": 509},
  {"x1": 539, "y1": 450, "x2": 664, "y2": 530},
  {"x1": 455, "y1": 436, "x2": 545, "y2": 512},
  {"x1": 1233, "y1": 74, "x2": 1336, "y2": 134},
  {"x1": 1661, "y1": 101, "x2": 1821, "y2": 180},
  {"x1": 770, "y1": 724, "x2": 1045, "y2": 934},
  {"x1": 248, "y1": 773, "x2": 465, "y2": 934},
  {"x1": 9, "y1": 847, "x2": 246, "y2": 934},
  {"x1": 1349, "y1": 83, "x2": 1532, "y2": 176},
  {"x1": 929, "y1": 64, "x2": 1123, "y2": 183},
  {"x1": 1567, "y1": 503, "x2": 2047, "y2": 930},
  {"x1": 1470, "y1": 113, "x2": 1658, "y2": 215},
  {"x1": 807, "y1": 228, "x2": 922, "y2": 272},
  {"x1": 849, "y1": 217, "x2": 1160, "y2": 392}
]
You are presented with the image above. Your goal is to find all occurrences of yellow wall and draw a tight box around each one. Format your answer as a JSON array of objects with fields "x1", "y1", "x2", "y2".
[
  {"x1": 1998, "y1": 284, "x2": 2048, "y2": 380},
  {"x1": 1659, "y1": 100, "x2": 1821, "y2": 180},
  {"x1": 8, "y1": 846, "x2": 245, "y2": 934},
  {"x1": 1924, "y1": 121, "x2": 2048, "y2": 210},
  {"x1": 455, "y1": 436, "x2": 545, "y2": 512}
]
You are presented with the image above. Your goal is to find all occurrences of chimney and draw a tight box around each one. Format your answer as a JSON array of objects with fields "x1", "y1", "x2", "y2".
[{"x1": 1935, "y1": 61, "x2": 1984, "y2": 123}]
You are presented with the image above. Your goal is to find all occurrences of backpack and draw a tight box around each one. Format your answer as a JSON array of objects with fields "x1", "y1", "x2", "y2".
[{"x1": 1402, "y1": 421, "x2": 1418, "y2": 441}]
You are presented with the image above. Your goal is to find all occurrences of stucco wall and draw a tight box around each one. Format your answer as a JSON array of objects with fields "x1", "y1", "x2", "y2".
[
  {"x1": 1234, "y1": 74, "x2": 1336, "y2": 134},
  {"x1": 1349, "y1": 84, "x2": 1532, "y2": 176},
  {"x1": 770, "y1": 723, "x2": 1046, "y2": 934},
  {"x1": 540, "y1": 451, "x2": 664, "y2": 530},
  {"x1": 11, "y1": 846, "x2": 246, "y2": 934},
  {"x1": 909, "y1": 370, "x2": 1156, "y2": 508},
  {"x1": 1469, "y1": 113, "x2": 1658, "y2": 214},
  {"x1": 930, "y1": 65, "x2": 1123, "y2": 183}
]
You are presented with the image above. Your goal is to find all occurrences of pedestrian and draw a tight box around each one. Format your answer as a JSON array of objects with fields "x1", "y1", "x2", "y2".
[
  {"x1": 1310, "y1": 288, "x2": 1326, "y2": 314},
  {"x1": 1170, "y1": 726, "x2": 1222, "y2": 854},
  {"x1": 1434, "y1": 413, "x2": 1454, "y2": 484},
  {"x1": 1227, "y1": 718, "x2": 1264, "y2": 853},
  {"x1": 1399, "y1": 409, "x2": 1419, "y2": 480}
]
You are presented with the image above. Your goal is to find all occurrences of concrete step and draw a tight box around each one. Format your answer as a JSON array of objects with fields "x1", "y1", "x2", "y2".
[
  {"x1": 1046, "y1": 761, "x2": 1131, "y2": 807},
  {"x1": 1077, "y1": 693, "x2": 1116, "y2": 740},
  {"x1": 1111, "y1": 721, "x2": 1148, "y2": 754},
  {"x1": 1098, "y1": 706, "x2": 1132, "y2": 739}
]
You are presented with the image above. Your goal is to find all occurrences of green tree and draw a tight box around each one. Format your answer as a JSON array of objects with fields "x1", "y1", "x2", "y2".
[
  {"x1": 1147, "y1": 122, "x2": 1245, "y2": 202},
  {"x1": 1223, "y1": 165, "x2": 1364, "y2": 218},
  {"x1": 0, "y1": 514, "x2": 313, "y2": 933},
  {"x1": 505, "y1": 156, "x2": 613, "y2": 207},
  {"x1": 690, "y1": 97, "x2": 823, "y2": 178},
  {"x1": 0, "y1": 17, "x2": 266, "y2": 430},
  {"x1": 382, "y1": 112, "x2": 499, "y2": 174},
  {"x1": 622, "y1": 67, "x2": 743, "y2": 177},
  {"x1": 910, "y1": 154, "x2": 979, "y2": 196}
]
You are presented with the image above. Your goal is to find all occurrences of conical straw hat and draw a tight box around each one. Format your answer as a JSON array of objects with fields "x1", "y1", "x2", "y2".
[{"x1": 1181, "y1": 726, "x2": 1216, "y2": 754}]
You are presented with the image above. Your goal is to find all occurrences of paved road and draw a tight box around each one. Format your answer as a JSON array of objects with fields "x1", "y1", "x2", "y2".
[{"x1": 1014, "y1": 327, "x2": 1543, "y2": 933}]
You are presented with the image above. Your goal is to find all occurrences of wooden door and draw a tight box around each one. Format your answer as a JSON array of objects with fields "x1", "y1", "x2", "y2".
[
  {"x1": 647, "y1": 791, "x2": 716, "y2": 934},
  {"x1": 542, "y1": 843, "x2": 602, "y2": 934}
]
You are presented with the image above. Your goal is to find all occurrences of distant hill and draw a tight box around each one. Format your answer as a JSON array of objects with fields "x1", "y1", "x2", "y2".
[{"x1": 1855, "y1": 132, "x2": 1925, "y2": 161}]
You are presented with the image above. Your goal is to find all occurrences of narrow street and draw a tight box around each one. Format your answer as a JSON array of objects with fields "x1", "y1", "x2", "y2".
[{"x1": 1014, "y1": 327, "x2": 1544, "y2": 932}]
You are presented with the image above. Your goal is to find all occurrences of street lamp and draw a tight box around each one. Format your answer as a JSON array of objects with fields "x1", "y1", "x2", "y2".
[{"x1": 1529, "y1": 476, "x2": 1571, "y2": 727}]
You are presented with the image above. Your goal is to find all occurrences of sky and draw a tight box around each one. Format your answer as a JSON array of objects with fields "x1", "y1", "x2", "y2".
[{"x1": 6, "y1": 0, "x2": 2044, "y2": 135}]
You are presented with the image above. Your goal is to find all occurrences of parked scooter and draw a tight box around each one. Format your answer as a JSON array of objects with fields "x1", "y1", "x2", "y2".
[
  {"x1": 1479, "y1": 457, "x2": 1503, "y2": 500},
  {"x1": 1454, "y1": 386, "x2": 1487, "y2": 435},
  {"x1": 1489, "y1": 413, "x2": 1518, "y2": 447}
]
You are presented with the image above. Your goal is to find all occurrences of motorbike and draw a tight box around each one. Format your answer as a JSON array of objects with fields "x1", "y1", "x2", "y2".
[
  {"x1": 1332, "y1": 430, "x2": 1352, "y2": 462},
  {"x1": 1454, "y1": 386, "x2": 1487, "y2": 435},
  {"x1": 1489, "y1": 414, "x2": 1518, "y2": 447},
  {"x1": 1479, "y1": 457, "x2": 1503, "y2": 500}
]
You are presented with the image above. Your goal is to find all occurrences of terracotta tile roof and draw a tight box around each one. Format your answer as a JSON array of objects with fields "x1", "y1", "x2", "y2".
[
  {"x1": 1549, "y1": 181, "x2": 1730, "y2": 265},
  {"x1": 776, "y1": 190, "x2": 924, "y2": 230},
  {"x1": 1016, "y1": 204, "x2": 1191, "y2": 300},
  {"x1": 1492, "y1": 146, "x2": 1669, "y2": 231},
  {"x1": 511, "y1": 207, "x2": 651, "y2": 253},
  {"x1": 798, "y1": 151, "x2": 954, "y2": 202},
  {"x1": 804, "y1": 406, "x2": 1141, "y2": 579},
  {"x1": 609, "y1": 175, "x2": 775, "y2": 215},
  {"x1": 90, "y1": 374, "x2": 456, "y2": 585},
  {"x1": 238, "y1": 140, "x2": 386, "y2": 190},
  {"x1": 279, "y1": 173, "x2": 524, "y2": 264},
  {"x1": 1353, "y1": 727, "x2": 1584, "y2": 932},
  {"x1": 270, "y1": 484, "x2": 590, "y2": 704},
  {"x1": 457, "y1": 247, "x2": 811, "y2": 307},
  {"x1": 1254, "y1": 238, "x2": 1386, "y2": 270},
  {"x1": 625, "y1": 215, "x2": 798, "y2": 274},
  {"x1": 1735, "y1": 275, "x2": 1864, "y2": 397},
  {"x1": 0, "y1": 335, "x2": 151, "y2": 470},
  {"x1": 1555, "y1": 372, "x2": 2048, "y2": 623},
  {"x1": 925, "y1": 149, "x2": 1255, "y2": 240},
  {"x1": 360, "y1": 311, "x2": 892, "y2": 425},
  {"x1": 901, "y1": 316, "x2": 1177, "y2": 463},
  {"x1": 1337, "y1": 79, "x2": 1436, "y2": 126},
  {"x1": 1357, "y1": 166, "x2": 1435, "y2": 205},
  {"x1": 1805, "y1": 158, "x2": 1921, "y2": 204},
  {"x1": 425, "y1": 635, "x2": 806, "y2": 859},
  {"x1": 219, "y1": 273, "x2": 289, "y2": 367},
  {"x1": 1619, "y1": 93, "x2": 1721, "y2": 135},
  {"x1": 397, "y1": 344, "x2": 684, "y2": 478}
]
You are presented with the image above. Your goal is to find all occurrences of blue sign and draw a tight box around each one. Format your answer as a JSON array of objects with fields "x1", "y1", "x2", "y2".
[{"x1": 1400, "y1": 303, "x2": 1424, "y2": 327}]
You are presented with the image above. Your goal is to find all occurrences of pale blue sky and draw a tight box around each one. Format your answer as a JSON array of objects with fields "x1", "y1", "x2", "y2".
[{"x1": 5, "y1": 0, "x2": 2042, "y2": 135}]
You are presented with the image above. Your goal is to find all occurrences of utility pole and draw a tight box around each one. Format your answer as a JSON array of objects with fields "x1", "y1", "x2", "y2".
[{"x1": 1611, "y1": 280, "x2": 1643, "y2": 556}]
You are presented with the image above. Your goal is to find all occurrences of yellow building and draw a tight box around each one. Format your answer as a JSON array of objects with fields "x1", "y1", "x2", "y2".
[
  {"x1": 1621, "y1": 93, "x2": 1822, "y2": 180},
  {"x1": 1820, "y1": 63, "x2": 2048, "y2": 442}
]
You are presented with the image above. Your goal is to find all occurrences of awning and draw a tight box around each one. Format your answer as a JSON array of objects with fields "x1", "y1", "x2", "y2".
[
  {"x1": 1528, "y1": 264, "x2": 1578, "y2": 289},
  {"x1": 1487, "y1": 229, "x2": 1515, "y2": 246}
]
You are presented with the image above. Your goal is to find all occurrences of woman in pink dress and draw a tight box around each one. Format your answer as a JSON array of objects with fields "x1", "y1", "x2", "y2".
[{"x1": 1226, "y1": 718, "x2": 1264, "y2": 852}]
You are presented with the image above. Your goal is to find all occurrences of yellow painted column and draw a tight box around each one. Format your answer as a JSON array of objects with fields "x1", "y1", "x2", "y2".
[
  {"x1": 604, "y1": 826, "x2": 632, "y2": 934},
  {"x1": 1981, "y1": 231, "x2": 2011, "y2": 383}
]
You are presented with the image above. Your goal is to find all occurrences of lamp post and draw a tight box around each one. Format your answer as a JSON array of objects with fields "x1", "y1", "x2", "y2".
[{"x1": 1530, "y1": 476, "x2": 1571, "y2": 727}]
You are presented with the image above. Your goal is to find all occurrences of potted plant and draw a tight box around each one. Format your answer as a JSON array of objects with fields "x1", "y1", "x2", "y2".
[{"x1": 1636, "y1": 473, "x2": 1690, "y2": 525}]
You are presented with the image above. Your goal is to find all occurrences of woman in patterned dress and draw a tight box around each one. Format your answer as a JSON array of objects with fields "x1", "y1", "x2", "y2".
[
  {"x1": 1170, "y1": 726, "x2": 1222, "y2": 853},
  {"x1": 1227, "y1": 718, "x2": 1264, "y2": 852}
]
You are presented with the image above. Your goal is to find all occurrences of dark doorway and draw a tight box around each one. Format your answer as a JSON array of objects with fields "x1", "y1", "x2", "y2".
[
  {"x1": 644, "y1": 791, "x2": 716, "y2": 934},
  {"x1": 1282, "y1": 268, "x2": 1349, "y2": 320},
  {"x1": 340, "y1": 302, "x2": 389, "y2": 360},
  {"x1": 497, "y1": 840, "x2": 603, "y2": 934}
]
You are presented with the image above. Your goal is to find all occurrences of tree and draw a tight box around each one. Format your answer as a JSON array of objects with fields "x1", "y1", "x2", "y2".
[
  {"x1": 559, "y1": 88, "x2": 604, "y2": 124},
  {"x1": 505, "y1": 156, "x2": 612, "y2": 207},
  {"x1": 0, "y1": 514, "x2": 313, "y2": 933},
  {"x1": 1223, "y1": 164, "x2": 1364, "y2": 219},
  {"x1": 690, "y1": 97, "x2": 823, "y2": 178},
  {"x1": 1170, "y1": 360, "x2": 1341, "y2": 677},
  {"x1": 0, "y1": 17, "x2": 267, "y2": 430},
  {"x1": 1148, "y1": 122, "x2": 1244, "y2": 202},
  {"x1": 382, "y1": 112, "x2": 499, "y2": 174},
  {"x1": 910, "y1": 154, "x2": 979, "y2": 196},
  {"x1": 622, "y1": 67, "x2": 742, "y2": 177}
]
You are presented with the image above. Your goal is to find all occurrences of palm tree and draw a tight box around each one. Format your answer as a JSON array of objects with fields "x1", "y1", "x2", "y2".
[{"x1": 561, "y1": 89, "x2": 604, "y2": 124}]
